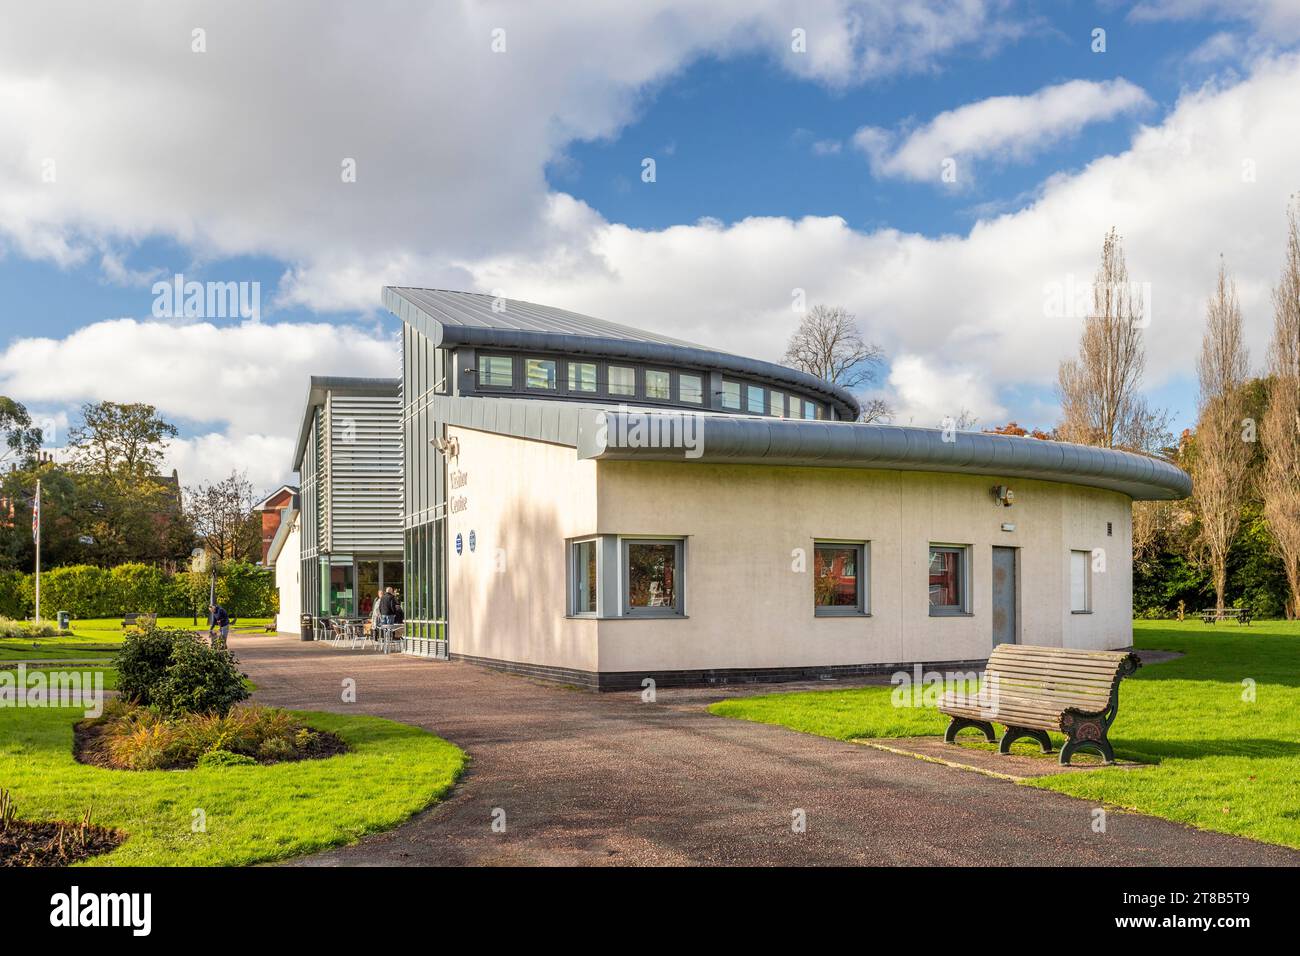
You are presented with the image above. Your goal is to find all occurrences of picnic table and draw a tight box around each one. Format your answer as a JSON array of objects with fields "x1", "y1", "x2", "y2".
[{"x1": 1199, "y1": 607, "x2": 1251, "y2": 625}]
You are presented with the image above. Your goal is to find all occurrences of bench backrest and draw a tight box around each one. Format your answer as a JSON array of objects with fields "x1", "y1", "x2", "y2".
[{"x1": 986, "y1": 644, "x2": 1139, "y2": 714}]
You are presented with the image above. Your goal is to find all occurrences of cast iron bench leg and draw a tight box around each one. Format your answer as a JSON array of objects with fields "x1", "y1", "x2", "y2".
[
  {"x1": 998, "y1": 726, "x2": 1052, "y2": 755},
  {"x1": 944, "y1": 716, "x2": 995, "y2": 744},
  {"x1": 1059, "y1": 733, "x2": 1115, "y2": 766}
]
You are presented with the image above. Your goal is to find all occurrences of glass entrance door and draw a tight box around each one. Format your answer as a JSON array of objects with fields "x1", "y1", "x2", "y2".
[{"x1": 356, "y1": 560, "x2": 380, "y2": 619}]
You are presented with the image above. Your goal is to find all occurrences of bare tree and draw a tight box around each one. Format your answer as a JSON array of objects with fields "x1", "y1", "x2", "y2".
[
  {"x1": 1262, "y1": 198, "x2": 1300, "y2": 619},
  {"x1": 784, "y1": 304, "x2": 891, "y2": 421},
  {"x1": 1191, "y1": 260, "x2": 1252, "y2": 611},
  {"x1": 1056, "y1": 228, "x2": 1170, "y2": 453},
  {"x1": 186, "y1": 470, "x2": 261, "y2": 562}
]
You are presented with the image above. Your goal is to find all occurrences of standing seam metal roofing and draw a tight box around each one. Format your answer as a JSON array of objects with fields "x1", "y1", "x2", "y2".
[{"x1": 384, "y1": 286, "x2": 862, "y2": 421}]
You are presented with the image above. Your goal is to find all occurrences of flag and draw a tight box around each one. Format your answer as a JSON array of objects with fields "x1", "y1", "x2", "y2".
[{"x1": 32, "y1": 487, "x2": 39, "y2": 542}]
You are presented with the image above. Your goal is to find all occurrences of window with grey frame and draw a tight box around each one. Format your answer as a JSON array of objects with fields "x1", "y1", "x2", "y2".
[
  {"x1": 622, "y1": 538, "x2": 684, "y2": 616},
  {"x1": 928, "y1": 545, "x2": 969, "y2": 615},
  {"x1": 477, "y1": 354, "x2": 514, "y2": 388},
  {"x1": 813, "y1": 541, "x2": 868, "y2": 615},
  {"x1": 569, "y1": 538, "x2": 599, "y2": 615}
]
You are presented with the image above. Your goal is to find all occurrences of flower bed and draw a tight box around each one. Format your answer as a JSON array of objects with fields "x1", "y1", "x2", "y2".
[{"x1": 74, "y1": 701, "x2": 347, "y2": 771}]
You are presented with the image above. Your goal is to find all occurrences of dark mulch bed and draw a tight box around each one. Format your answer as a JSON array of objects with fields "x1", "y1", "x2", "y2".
[
  {"x1": 0, "y1": 819, "x2": 124, "y2": 867},
  {"x1": 73, "y1": 719, "x2": 349, "y2": 771}
]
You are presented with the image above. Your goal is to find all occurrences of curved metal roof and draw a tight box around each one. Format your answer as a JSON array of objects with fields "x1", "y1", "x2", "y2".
[
  {"x1": 383, "y1": 286, "x2": 862, "y2": 420},
  {"x1": 576, "y1": 409, "x2": 1192, "y2": 500},
  {"x1": 413, "y1": 394, "x2": 1190, "y2": 500}
]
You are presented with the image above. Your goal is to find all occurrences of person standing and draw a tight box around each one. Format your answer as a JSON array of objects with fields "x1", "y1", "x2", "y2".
[
  {"x1": 378, "y1": 587, "x2": 396, "y2": 627},
  {"x1": 208, "y1": 603, "x2": 230, "y2": 649}
]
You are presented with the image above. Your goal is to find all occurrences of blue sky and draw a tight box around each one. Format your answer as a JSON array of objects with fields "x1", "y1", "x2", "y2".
[{"x1": 0, "y1": 1, "x2": 1296, "y2": 488}]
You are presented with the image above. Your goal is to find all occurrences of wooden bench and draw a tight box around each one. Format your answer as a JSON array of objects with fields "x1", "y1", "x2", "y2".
[
  {"x1": 938, "y1": 644, "x2": 1141, "y2": 765},
  {"x1": 121, "y1": 612, "x2": 157, "y2": 629},
  {"x1": 1199, "y1": 607, "x2": 1251, "y2": 625}
]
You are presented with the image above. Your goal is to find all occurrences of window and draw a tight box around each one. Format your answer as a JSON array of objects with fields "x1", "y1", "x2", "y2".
[
  {"x1": 1070, "y1": 550, "x2": 1091, "y2": 613},
  {"x1": 803, "y1": 400, "x2": 817, "y2": 420},
  {"x1": 478, "y1": 355, "x2": 513, "y2": 388},
  {"x1": 524, "y1": 358, "x2": 557, "y2": 390},
  {"x1": 928, "y1": 545, "x2": 968, "y2": 615},
  {"x1": 609, "y1": 365, "x2": 636, "y2": 396},
  {"x1": 769, "y1": 390, "x2": 784, "y2": 417},
  {"x1": 570, "y1": 539, "x2": 598, "y2": 615},
  {"x1": 747, "y1": 385, "x2": 765, "y2": 414},
  {"x1": 814, "y1": 542, "x2": 867, "y2": 615},
  {"x1": 679, "y1": 373, "x2": 704, "y2": 404},
  {"x1": 623, "y1": 539, "x2": 683, "y2": 616},
  {"x1": 646, "y1": 369, "x2": 671, "y2": 400},
  {"x1": 568, "y1": 361, "x2": 597, "y2": 393},
  {"x1": 721, "y1": 380, "x2": 741, "y2": 410}
]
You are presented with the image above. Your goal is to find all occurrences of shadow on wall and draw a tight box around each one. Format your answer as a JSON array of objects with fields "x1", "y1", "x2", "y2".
[{"x1": 471, "y1": 499, "x2": 569, "y2": 662}]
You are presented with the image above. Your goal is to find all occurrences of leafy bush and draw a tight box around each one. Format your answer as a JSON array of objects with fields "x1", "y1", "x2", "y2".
[
  {"x1": 149, "y1": 636, "x2": 250, "y2": 718},
  {"x1": 197, "y1": 749, "x2": 257, "y2": 768},
  {"x1": 114, "y1": 623, "x2": 249, "y2": 716},
  {"x1": 0, "y1": 617, "x2": 67, "y2": 639},
  {"x1": 108, "y1": 563, "x2": 171, "y2": 616},
  {"x1": 0, "y1": 570, "x2": 28, "y2": 619},
  {"x1": 115, "y1": 625, "x2": 188, "y2": 706},
  {"x1": 2, "y1": 562, "x2": 276, "y2": 619}
]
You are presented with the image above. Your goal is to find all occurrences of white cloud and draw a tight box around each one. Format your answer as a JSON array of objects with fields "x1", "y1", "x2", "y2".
[
  {"x1": 454, "y1": 54, "x2": 1300, "y2": 428},
  {"x1": 0, "y1": 0, "x2": 1020, "y2": 312},
  {"x1": 0, "y1": 318, "x2": 399, "y2": 489},
  {"x1": 853, "y1": 79, "x2": 1153, "y2": 183},
  {"x1": 812, "y1": 139, "x2": 843, "y2": 156},
  {"x1": 886, "y1": 354, "x2": 1007, "y2": 427},
  {"x1": 1130, "y1": 1, "x2": 1300, "y2": 41}
]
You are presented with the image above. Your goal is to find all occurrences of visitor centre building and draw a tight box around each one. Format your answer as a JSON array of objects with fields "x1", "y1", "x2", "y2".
[{"x1": 292, "y1": 287, "x2": 1192, "y2": 690}]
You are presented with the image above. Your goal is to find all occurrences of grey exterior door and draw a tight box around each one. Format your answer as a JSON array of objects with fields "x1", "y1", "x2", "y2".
[{"x1": 991, "y1": 547, "x2": 1018, "y2": 646}]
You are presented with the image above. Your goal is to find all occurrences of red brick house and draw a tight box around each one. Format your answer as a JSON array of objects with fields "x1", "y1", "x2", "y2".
[{"x1": 253, "y1": 484, "x2": 298, "y2": 566}]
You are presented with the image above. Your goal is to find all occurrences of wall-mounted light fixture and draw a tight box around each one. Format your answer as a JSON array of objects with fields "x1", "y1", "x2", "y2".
[
  {"x1": 991, "y1": 485, "x2": 1014, "y2": 507},
  {"x1": 433, "y1": 435, "x2": 460, "y2": 460}
]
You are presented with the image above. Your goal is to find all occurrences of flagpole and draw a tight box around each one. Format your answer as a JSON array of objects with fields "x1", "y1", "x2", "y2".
[{"x1": 34, "y1": 478, "x2": 41, "y2": 623}]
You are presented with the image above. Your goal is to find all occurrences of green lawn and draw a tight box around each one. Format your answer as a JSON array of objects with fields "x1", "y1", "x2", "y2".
[
  {"x1": 709, "y1": 620, "x2": 1300, "y2": 849},
  {"x1": 0, "y1": 676, "x2": 465, "y2": 865},
  {"x1": 0, "y1": 616, "x2": 276, "y2": 662}
]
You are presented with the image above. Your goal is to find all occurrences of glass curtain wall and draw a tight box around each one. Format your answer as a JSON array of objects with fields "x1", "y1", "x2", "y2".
[{"x1": 402, "y1": 322, "x2": 449, "y2": 646}]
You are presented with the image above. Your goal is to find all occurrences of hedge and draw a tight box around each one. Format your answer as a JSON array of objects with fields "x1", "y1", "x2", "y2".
[{"x1": 2, "y1": 561, "x2": 276, "y2": 619}]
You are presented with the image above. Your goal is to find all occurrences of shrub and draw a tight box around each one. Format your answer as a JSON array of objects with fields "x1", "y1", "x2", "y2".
[
  {"x1": 256, "y1": 737, "x2": 295, "y2": 762},
  {"x1": 108, "y1": 563, "x2": 171, "y2": 616},
  {"x1": 83, "y1": 703, "x2": 334, "y2": 770},
  {"x1": 0, "y1": 616, "x2": 70, "y2": 639},
  {"x1": 149, "y1": 636, "x2": 250, "y2": 718},
  {"x1": 114, "y1": 623, "x2": 250, "y2": 716},
  {"x1": 3, "y1": 562, "x2": 276, "y2": 619},
  {"x1": 197, "y1": 749, "x2": 257, "y2": 768},
  {"x1": 0, "y1": 570, "x2": 28, "y2": 619},
  {"x1": 104, "y1": 712, "x2": 182, "y2": 771},
  {"x1": 115, "y1": 625, "x2": 188, "y2": 706}
]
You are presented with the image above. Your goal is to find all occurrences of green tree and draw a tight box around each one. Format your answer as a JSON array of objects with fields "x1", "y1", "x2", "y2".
[{"x1": 64, "y1": 401, "x2": 192, "y2": 566}]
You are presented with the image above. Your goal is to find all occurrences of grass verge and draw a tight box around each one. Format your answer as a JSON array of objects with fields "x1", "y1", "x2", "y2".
[
  {"x1": 0, "y1": 677, "x2": 464, "y2": 865},
  {"x1": 708, "y1": 619, "x2": 1300, "y2": 848}
]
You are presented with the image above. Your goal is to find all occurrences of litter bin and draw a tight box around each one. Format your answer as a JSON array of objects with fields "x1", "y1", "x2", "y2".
[
  {"x1": 300, "y1": 613, "x2": 315, "y2": 642},
  {"x1": 57, "y1": 610, "x2": 70, "y2": 631}
]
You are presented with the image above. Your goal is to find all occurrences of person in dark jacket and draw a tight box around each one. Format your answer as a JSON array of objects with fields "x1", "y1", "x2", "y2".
[
  {"x1": 208, "y1": 603, "x2": 230, "y2": 649},
  {"x1": 378, "y1": 587, "x2": 397, "y2": 626}
]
